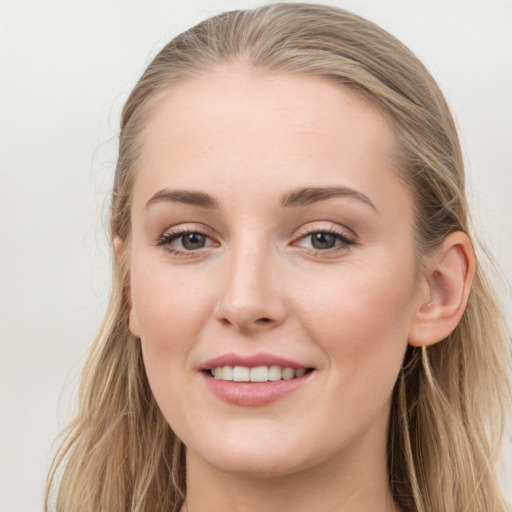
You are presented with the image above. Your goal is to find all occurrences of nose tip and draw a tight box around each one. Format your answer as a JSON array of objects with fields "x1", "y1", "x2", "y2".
[
  {"x1": 214, "y1": 257, "x2": 287, "y2": 332},
  {"x1": 215, "y1": 304, "x2": 280, "y2": 332}
]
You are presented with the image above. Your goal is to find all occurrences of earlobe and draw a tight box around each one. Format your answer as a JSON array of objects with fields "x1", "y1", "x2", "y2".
[
  {"x1": 408, "y1": 231, "x2": 475, "y2": 347},
  {"x1": 114, "y1": 237, "x2": 141, "y2": 338}
]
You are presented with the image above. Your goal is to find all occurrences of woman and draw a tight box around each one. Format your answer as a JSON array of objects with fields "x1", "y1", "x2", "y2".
[{"x1": 45, "y1": 3, "x2": 511, "y2": 511}]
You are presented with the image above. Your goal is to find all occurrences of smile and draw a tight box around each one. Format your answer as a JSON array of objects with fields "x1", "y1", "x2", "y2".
[
  {"x1": 209, "y1": 365, "x2": 308, "y2": 382},
  {"x1": 201, "y1": 355, "x2": 315, "y2": 406}
]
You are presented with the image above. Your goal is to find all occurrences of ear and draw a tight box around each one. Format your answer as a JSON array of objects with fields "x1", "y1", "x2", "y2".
[
  {"x1": 113, "y1": 237, "x2": 141, "y2": 338},
  {"x1": 408, "y1": 231, "x2": 475, "y2": 347}
]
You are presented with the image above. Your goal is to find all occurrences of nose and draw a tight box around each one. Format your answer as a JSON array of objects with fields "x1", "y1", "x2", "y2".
[{"x1": 214, "y1": 246, "x2": 288, "y2": 333}]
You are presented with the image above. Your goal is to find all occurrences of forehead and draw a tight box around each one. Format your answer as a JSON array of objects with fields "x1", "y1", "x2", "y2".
[
  {"x1": 141, "y1": 64, "x2": 395, "y2": 160},
  {"x1": 132, "y1": 64, "x2": 410, "y2": 219}
]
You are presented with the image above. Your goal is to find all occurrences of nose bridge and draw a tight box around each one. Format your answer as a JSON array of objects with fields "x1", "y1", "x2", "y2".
[{"x1": 215, "y1": 236, "x2": 286, "y2": 330}]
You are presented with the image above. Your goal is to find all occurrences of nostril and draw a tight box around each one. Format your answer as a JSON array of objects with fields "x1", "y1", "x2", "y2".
[{"x1": 257, "y1": 318, "x2": 272, "y2": 323}]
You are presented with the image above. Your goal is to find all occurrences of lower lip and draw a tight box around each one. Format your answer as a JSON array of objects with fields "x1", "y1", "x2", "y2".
[{"x1": 201, "y1": 371, "x2": 313, "y2": 407}]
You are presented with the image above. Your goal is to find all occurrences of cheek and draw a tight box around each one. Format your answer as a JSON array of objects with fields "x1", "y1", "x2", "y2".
[
  {"x1": 129, "y1": 261, "x2": 217, "y2": 421},
  {"x1": 129, "y1": 254, "x2": 215, "y2": 364},
  {"x1": 294, "y1": 254, "x2": 416, "y2": 384},
  {"x1": 286, "y1": 261, "x2": 416, "y2": 452}
]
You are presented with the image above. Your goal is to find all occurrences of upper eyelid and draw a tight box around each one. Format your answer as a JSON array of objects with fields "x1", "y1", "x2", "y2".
[
  {"x1": 160, "y1": 223, "x2": 216, "y2": 237},
  {"x1": 293, "y1": 221, "x2": 356, "y2": 240}
]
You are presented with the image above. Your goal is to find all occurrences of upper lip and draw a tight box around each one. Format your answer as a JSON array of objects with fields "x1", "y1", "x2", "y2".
[{"x1": 200, "y1": 352, "x2": 310, "y2": 371}]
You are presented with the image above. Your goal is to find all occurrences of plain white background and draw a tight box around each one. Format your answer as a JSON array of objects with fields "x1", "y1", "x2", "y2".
[{"x1": 1, "y1": 1, "x2": 511, "y2": 510}]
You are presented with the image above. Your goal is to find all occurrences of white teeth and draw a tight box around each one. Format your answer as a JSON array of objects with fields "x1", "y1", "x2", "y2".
[
  {"x1": 250, "y1": 366, "x2": 269, "y2": 382},
  {"x1": 222, "y1": 366, "x2": 233, "y2": 380},
  {"x1": 268, "y1": 365, "x2": 282, "y2": 381},
  {"x1": 233, "y1": 366, "x2": 250, "y2": 382},
  {"x1": 209, "y1": 365, "x2": 308, "y2": 382},
  {"x1": 282, "y1": 368, "x2": 295, "y2": 380}
]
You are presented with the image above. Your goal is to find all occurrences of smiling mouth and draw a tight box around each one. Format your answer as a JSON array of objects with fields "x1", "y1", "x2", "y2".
[{"x1": 205, "y1": 365, "x2": 314, "y2": 382}]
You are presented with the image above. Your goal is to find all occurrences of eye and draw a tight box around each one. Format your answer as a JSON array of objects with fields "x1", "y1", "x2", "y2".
[
  {"x1": 157, "y1": 229, "x2": 216, "y2": 253},
  {"x1": 309, "y1": 232, "x2": 339, "y2": 250},
  {"x1": 294, "y1": 228, "x2": 355, "y2": 252},
  {"x1": 178, "y1": 232, "x2": 208, "y2": 250}
]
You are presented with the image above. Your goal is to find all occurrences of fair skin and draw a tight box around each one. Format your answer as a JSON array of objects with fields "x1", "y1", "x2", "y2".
[{"x1": 119, "y1": 64, "x2": 474, "y2": 512}]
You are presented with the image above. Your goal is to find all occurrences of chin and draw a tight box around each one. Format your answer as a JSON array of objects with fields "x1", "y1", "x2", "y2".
[
  {"x1": 200, "y1": 450, "x2": 309, "y2": 478},
  {"x1": 185, "y1": 427, "x2": 316, "y2": 478}
]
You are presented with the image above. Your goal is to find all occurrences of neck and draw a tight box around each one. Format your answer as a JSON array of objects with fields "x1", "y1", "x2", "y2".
[{"x1": 181, "y1": 436, "x2": 399, "y2": 512}]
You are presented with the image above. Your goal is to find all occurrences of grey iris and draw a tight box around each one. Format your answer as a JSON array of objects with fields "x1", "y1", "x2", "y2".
[
  {"x1": 182, "y1": 233, "x2": 206, "y2": 250},
  {"x1": 311, "y1": 232, "x2": 336, "y2": 250}
]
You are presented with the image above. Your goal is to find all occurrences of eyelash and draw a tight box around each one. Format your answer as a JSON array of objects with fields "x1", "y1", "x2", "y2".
[
  {"x1": 156, "y1": 227, "x2": 217, "y2": 256},
  {"x1": 156, "y1": 226, "x2": 355, "y2": 257},
  {"x1": 292, "y1": 227, "x2": 355, "y2": 256}
]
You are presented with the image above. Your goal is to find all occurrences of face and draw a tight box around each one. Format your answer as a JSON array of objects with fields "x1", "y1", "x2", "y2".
[{"x1": 127, "y1": 65, "x2": 425, "y2": 478}]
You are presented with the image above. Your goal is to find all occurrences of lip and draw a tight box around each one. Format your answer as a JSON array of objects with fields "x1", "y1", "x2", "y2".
[
  {"x1": 199, "y1": 352, "x2": 314, "y2": 407},
  {"x1": 201, "y1": 370, "x2": 313, "y2": 407},
  {"x1": 200, "y1": 352, "x2": 309, "y2": 371}
]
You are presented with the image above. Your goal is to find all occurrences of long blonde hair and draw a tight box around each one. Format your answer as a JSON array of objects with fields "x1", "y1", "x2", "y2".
[{"x1": 46, "y1": 4, "x2": 511, "y2": 511}]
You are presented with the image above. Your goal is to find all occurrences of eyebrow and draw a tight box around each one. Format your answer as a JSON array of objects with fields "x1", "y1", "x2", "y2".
[
  {"x1": 145, "y1": 189, "x2": 219, "y2": 209},
  {"x1": 281, "y1": 186, "x2": 377, "y2": 211},
  {"x1": 145, "y1": 185, "x2": 377, "y2": 212}
]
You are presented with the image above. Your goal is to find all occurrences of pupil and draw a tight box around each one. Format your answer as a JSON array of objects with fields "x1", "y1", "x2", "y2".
[
  {"x1": 311, "y1": 232, "x2": 336, "y2": 250},
  {"x1": 182, "y1": 233, "x2": 206, "y2": 250}
]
